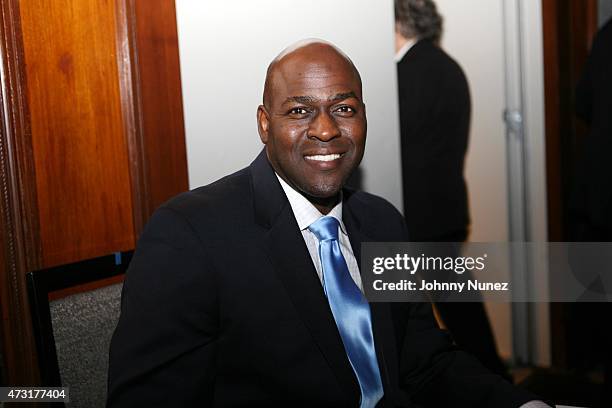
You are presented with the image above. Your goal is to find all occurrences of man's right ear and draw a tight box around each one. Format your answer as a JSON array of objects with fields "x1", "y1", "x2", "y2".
[{"x1": 257, "y1": 105, "x2": 269, "y2": 144}]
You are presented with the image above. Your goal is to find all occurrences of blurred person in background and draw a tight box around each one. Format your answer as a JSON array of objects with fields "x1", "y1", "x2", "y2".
[
  {"x1": 572, "y1": 16, "x2": 612, "y2": 406},
  {"x1": 394, "y1": 0, "x2": 510, "y2": 380}
]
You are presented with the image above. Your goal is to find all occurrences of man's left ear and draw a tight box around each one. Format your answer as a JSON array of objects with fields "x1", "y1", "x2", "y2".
[{"x1": 257, "y1": 105, "x2": 270, "y2": 144}]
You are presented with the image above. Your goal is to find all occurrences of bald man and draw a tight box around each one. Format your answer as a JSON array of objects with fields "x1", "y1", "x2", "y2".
[{"x1": 107, "y1": 40, "x2": 540, "y2": 407}]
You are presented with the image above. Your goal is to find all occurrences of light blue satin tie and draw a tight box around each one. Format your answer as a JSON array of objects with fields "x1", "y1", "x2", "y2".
[{"x1": 308, "y1": 216, "x2": 383, "y2": 408}]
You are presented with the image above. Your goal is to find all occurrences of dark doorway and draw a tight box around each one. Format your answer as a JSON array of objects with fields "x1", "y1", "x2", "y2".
[{"x1": 541, "y1": 0, "x2": 610, "y2": 406}]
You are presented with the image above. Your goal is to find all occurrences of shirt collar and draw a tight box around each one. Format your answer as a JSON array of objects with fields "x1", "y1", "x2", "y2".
[
  {"x1": 394, "y1": 38, "x2": 418, "y2": 62},
  {"x1": 275, "y1": 173, "x2": 346, "y2": 234}
]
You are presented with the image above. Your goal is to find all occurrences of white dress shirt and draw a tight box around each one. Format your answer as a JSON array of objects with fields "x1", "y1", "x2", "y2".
[
  {"x1": 276, "y1": 174, "x2": 364, "y2": 292},
  {"x1": 394, "y1": 38, "x2": 417, "y2": 62}
]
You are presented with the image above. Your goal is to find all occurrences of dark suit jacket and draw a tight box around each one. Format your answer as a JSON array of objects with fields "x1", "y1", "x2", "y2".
[
  {"x1": 107, "y1": 150, "x2": 536, "y2": 407},
  {"x1": 572, "y1": 18, "x2": 612, "y2": 230},
  {"x1": 397, "y1": 39, "x2": 470, "y2": 241}
]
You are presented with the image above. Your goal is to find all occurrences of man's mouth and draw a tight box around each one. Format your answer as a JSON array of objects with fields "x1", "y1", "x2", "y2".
[{"x1": 304, "y1": 153, "x2": 344, "y2": 162}]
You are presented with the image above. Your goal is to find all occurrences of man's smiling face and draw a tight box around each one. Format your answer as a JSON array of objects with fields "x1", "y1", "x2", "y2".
[{"x1": 257, "y1": 41, "x2": 366, "y2": 210}]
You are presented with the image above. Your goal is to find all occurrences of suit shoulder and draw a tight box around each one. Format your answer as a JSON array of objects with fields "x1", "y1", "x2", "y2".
[
  {"x1": 400, "y1": 41, "x2": 467, "y2": 83},
  {"x1": 598, "y1": 18, "x2": 612, "y2": 40},
  {"x1": 157, "y1": 166, "x2": 252, "y2": 222},
  {"x1": 345, "y1": 189, "x2": 403, "y2": 221},
  {"x1": 591, "y1": 19, "x2": 612, "y2": 57},
  {"x1": 345, "y1": 189, "x2": 407, "y2": 240},
  {"x1": 345, "y1": 189, "x2": 397, "y2": 209},
  {"x1": 429, "y1": 46, "x2": 468, "y2": 84}
]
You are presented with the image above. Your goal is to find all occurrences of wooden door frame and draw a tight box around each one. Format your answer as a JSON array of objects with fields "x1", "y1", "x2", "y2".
[
  {"x1": 0, "y1": 0, "x2": 43, "y2": 384},
  {"x1": 541, "y1": 0, "x2": 598, "y2": 368},
  {"x1": 0, "y1": 0, "x2": 187, "y2": 385}
]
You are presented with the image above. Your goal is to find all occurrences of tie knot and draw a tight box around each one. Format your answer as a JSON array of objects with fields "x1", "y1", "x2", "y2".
[{"x1": 308, "y1": 216, "x2": 340, "y2": 242}]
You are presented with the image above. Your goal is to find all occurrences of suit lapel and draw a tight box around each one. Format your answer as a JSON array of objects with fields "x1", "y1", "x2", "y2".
[
  {"x1": 343, "y1": 194, "x2": 400, "y2": 406},
  {"x1": 249, "y1": 151, "x2": 360, "y2": 402}
]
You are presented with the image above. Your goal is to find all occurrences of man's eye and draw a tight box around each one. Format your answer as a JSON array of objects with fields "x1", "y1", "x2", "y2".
[
  {"x1": 289, "y1": 107, "x2": 309, "y2": 115},
  {"x1": 335, "y1": 106, "x2": 355, "y2": 115}
]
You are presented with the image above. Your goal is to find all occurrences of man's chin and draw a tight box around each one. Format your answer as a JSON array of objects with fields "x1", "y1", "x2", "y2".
[
  {"x1": 304, "y1": 181, "x2": 343, "y2": 198},
  {"x1": 298, "y1": 183, "x2": 344, "y2": 211}
]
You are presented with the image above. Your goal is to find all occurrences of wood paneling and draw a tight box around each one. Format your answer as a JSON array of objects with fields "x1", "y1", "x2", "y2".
[
  {"x1": 19, "y1": 0, "x2": 136, "y2": 267},
  {"x1": 114, "y1": 0, "x2": 189, "y2": 235},
  {"x1": 47, "y1": 274, "x2": 124, "y2": 302},
  {"x1": 132, "y1": 0, "x2": 188, "y2": 216},
  {"x1": 115, "y1": 0, "x2": 148, "y2": 236},
  {"x1": 1, "y1": 0, "x2": 187, "y2": 385},
  {"x1": 542, "y1": 0, "x2": 599, "y2": 369},
  {"x1": 0, "y1": 0, "x2": 41, "y2": 384}
]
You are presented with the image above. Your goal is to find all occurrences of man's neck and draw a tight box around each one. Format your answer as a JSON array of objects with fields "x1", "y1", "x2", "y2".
[
  {"x1": 395, "y1": 32, "x2": 413, "y2": 53},
  {"x1": 394, "y1": 33, "x2": 418, "y2": 62},
  {"x1": 307, "y1": 194, "x2": 340, "y2": 215},
  {"x1": 395, "y1": 33, "x2": 405, "y2": 53},
  {"x1": 273, "y1": 171, "x2": 341, "y2": 215}
]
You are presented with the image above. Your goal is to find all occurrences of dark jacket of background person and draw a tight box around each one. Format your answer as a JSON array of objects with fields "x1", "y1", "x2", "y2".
[
  {"x1": 396, "y1": 38, "x2": 511, "y2": 381},
  {"x1": 571, "y1": 17, "x2": 612, "y2": 406},
  {"x1": 573, "y1": 18, "x2": 612, "y2": 232},
  {"x1": 107, "y1": 150, "x2": 536, "y2": 408},
  {"x1": 397, "y1": 39, "x2": 470, "y2": 242}
]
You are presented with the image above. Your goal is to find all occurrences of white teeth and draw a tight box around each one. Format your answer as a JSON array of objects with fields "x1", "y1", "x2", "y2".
[{"x1": 305, "y1": 154, "x2": 342, "y2": 162}]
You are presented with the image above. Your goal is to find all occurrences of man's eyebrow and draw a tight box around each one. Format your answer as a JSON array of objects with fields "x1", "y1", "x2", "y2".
[
  {"x1": 330, "y1": 91, "x2": 358, "y2": 102},
  {"x1": 282, "y1": 92, "x2": 359, "y2": 105},
  {"x1": 284, "y1": 95, "x2": 319, "y2": 105}
]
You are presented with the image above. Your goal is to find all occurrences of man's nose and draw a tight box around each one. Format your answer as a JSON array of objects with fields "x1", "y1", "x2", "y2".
[{"x1": 307, "y1": 111, "x2": 340, "y2": 141}]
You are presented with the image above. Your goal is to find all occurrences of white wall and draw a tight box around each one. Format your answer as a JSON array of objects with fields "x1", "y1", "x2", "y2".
[
  {"x1": 436, "y1": 0, "x2": 510, "y2": 244},
  {"x1": 434, "y1": 0, "x2": 549, "y2": 365},
  {"x1": 175, "y1": 0, "x2": 403, "y2": 210},
  {"x1": 435, "y1": 0, "x2": 513, "y2": 360},
  {"x1": 519, "y1": 0, "x2": 550, "y2": 367}
]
